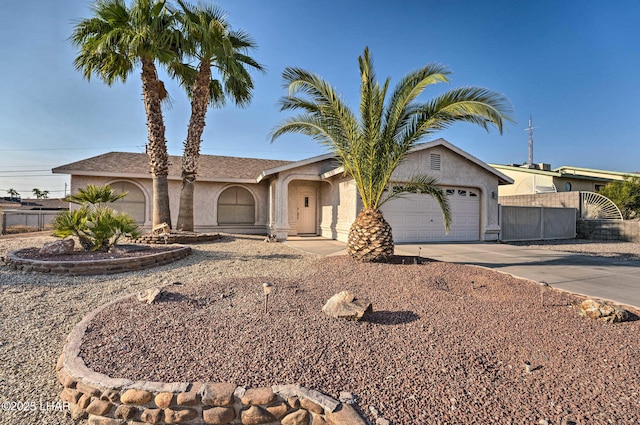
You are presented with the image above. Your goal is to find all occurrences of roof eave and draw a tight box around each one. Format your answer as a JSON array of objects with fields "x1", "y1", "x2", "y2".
[{"x1": 257, "y1": 152, "x2": 336, "y2": 182}]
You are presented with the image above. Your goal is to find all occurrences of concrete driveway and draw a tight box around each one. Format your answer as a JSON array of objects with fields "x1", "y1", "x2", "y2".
[{"x1": 285, "y1": 237, "x2": 640, "y2": 310}]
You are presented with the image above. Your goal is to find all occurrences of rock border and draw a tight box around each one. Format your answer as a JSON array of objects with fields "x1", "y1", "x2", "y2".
[
  {"x1": 58, "y1": 293, "x2": 367, "y2": 425},
  {"x1": 5, "y1": 246, "x2": 192, "y2": 275}
]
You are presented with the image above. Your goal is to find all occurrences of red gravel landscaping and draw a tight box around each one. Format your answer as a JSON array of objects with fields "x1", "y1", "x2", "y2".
[{"x1": 79, "y1": 256, "x2": 640, "y2": 425}]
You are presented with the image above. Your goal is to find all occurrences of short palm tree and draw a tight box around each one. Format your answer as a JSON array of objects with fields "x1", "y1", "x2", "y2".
[
  {"x1": 272, "y1": 47, "x2": 513, "y2": 262},
  {"x1": 171, "y1": 0, "x2": 264, "y2": 231},
  {"x1": 71, "y1": 0, "x2": 180, "y2": 228},
  {"x1": 63, "y1": 184, "x2": 127, "y2": 209},
  {"x1": 55, "y1": 184, "x2": 140, "y2": 251}
]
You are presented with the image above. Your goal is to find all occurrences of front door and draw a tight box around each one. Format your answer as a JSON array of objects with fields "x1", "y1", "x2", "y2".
[{"x1": 297, "y1": 188, "x2": 316, "y2": 234}]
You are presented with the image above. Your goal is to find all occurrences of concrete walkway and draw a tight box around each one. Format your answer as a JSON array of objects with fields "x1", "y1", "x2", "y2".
[{"x1": 285, "y1": 237, "x2": 640, "y2": 310}]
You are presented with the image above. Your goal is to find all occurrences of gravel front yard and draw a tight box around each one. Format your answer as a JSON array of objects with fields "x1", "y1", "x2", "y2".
[{"x1": 1, "y1": 235, "x2": 639, "y2": 424}]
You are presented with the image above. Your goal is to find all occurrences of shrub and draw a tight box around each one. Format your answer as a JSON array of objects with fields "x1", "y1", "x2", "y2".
[
  {"x1": 52, "y1": 184, "x2": 141, "y2": 251},
  {"x1": 599, "y1": 176, "x2": 640, "y2": 220}
]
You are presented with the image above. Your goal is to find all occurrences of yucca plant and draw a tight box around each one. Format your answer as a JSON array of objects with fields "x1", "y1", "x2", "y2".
[
  {"x1": 53, "y1": 184, "x2": 141, "y2": 252},
  {"x1": 272, "y1": 47, "x2": 513, "y2": 262}
]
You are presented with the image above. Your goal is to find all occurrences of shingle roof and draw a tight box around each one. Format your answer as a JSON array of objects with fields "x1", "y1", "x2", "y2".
[{"x1": 52, "y1": 152, "x2": 293, "y2": 182}]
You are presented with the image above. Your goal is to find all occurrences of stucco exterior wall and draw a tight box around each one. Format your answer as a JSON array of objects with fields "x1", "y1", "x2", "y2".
[
  {"x1": 319, "y1": 176, "x2": 358, "y2": 242},
  {"x1": 267, "y1": 159, "x2": 337, "y2": 240},
  {"x1": 69, "y1": 175, "x2": 270, "y2": 234},
  {"x1": 389, "y1": 146, "x2": 502, "y2": 241}
]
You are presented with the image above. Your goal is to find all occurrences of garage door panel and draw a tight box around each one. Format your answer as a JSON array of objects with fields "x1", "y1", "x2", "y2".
[{"x1": 381, "y1": 187, "x2": 479, "y2": 242}]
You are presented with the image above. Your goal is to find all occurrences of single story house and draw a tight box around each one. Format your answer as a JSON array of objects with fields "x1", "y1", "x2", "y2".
[
  {"x1": 53, "y1": 138, "x2": 513, "y2": 243},
  {"x1": 490, "y1": 163, "x2": 639, "y2": 196}
]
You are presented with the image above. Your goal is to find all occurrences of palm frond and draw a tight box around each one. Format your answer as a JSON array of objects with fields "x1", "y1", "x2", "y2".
[
  {"x1": 272, "y1": 47, "x2": 513, "y2": 213},
  {"x1": 379, "y1": 175, "x2": 452, "y2": 231}
]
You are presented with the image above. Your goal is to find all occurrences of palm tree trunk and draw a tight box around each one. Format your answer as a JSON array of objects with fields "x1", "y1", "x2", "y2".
[
  {"x1": 141, "y1": 57, "x2": 172, "y2": 228},
  {"x1": 176, "y1": 61, "x2": 211, "y2": 231},
  {"x1": 347, "y1": 208, "x2": 394, "y2": 262}
]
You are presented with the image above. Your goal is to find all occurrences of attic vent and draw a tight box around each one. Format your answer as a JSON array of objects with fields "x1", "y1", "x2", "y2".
[{"x1": 430, "y1": 153, "x2": 441, "y2": 171}]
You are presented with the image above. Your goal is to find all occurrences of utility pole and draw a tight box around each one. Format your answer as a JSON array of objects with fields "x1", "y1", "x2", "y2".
[{"x1": 525, "y1": 115, "x2": 535, "y2": 167}]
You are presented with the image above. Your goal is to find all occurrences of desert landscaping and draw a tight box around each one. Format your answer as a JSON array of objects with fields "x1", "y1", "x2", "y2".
[{"x1": 1, "y1": 234, "x2": 639, "y2": 424}]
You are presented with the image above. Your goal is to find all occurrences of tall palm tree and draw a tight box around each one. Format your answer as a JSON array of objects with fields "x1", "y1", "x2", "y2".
[
  {"x1": 272, "y1": 47, "x2": 513, "y2": 262},
  {"x1": 171, "y1": 0, "x2": 264, "y2": 231},
  {"x1": 6, "y1": 188, "x2": 19, "y2": 199},
  {"x1": 71, "y1": 0, "x2": 180, "y2": 228}
]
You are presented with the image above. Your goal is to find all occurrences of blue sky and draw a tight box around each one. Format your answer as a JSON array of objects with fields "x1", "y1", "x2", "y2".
[{"x1": 1, "y1": 0, "x2": 639, "y2": 197}]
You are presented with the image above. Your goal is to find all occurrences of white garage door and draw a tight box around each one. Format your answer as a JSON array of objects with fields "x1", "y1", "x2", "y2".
[{"x1": 380, "y1": 187, "x2": 480, "y2": 242}]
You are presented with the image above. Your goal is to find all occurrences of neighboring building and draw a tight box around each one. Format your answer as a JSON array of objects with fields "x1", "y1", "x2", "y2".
[
  {"x1": 53, "y1": 138, "x2": 512, "y2": 243},
  {"x1": 18, "y1": 198, "x2": 69, "y2": 211},
  {"x1": 490, "y1": 163, "x2": 639, "y2": 196}
]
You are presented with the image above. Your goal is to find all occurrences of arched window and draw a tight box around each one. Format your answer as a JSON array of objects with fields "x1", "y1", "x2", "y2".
[
  {"x1": 110, "y1": 181, "x2": 146, "y2": 224},
  {"x1": 218, "y1": 186, "x2": 255, "y2": 225}
]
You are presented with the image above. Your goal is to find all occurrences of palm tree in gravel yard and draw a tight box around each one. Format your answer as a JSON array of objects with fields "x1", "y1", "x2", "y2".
[
  {"x1": 272, "y1": 47, "x2": 513, "y2": 262},
  {"x1": 71, "y1": 0, "x2": 180, "y2": 228},
  {"x1": 171, "y1": 0, "x2": 264, "y2": 231}
]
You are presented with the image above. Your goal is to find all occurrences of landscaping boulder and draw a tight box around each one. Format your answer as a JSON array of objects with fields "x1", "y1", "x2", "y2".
[
  {"x1": 322, "y1": 291, "x2": 372, "y2": 321},
  {"x1": 39, "y1": 239, "x2": 74, "y2": 255},
  {"x1": 579, "y1": 299, "x2": 629, "y2": 323},
  {"x1": 136, "y1": 286, "x2": 166, "y2": 304}
]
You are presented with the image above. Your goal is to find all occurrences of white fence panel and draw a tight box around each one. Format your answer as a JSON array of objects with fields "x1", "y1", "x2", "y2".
[
  {"x1": 1, "y1": 210, "x2": 60, "y2": 234},
  {"x1": 500, "y1": 206, "x2": 576, "y2": 241}
]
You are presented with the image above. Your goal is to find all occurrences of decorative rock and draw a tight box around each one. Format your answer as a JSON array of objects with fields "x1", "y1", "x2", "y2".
[
  {"x1": 140, "y1": 408, "x2": 163, "y2": 423},
  {"x1": 121, "y1": 389, "x2": 154, "y2": 405},
  {"x1": 376, "y1": 418, "x2": 391, "y2": 425},
  {"x1": 56, "y1": 367, "x2": 76, "y2": 388},
  {"x1": 201, "y1": 383, "x2": 237, "y2": 406},
  {"x1": 579, "y1": 299, "x2": 629, "y2": 323},
  {"x1": 87, "y1": 415, "x2": 125, "y2": 425},
  {"x1": 273, "y1": 384, "x2": 339, "y2": 413},
  {"x1": 114, "y1": 404, "x2": 138, "y2": 420},
  {"x1": 164, "y1": 408, "x2": 198, "y2": 423},
  {"x1": 101, "y1": 389, "x2": 121, "y2": 403},
  {"x1": 240, "y1": 405, "x2": 276, "y2": 425},
  {"x1": 76, "y1": 382, "x2": 101, "y2": 397},
  {"x1": 78, "y1": 393, "x2": 92, "y2": 409},
  {"x1": 39, "y1": 238, "x2": 74, "y2": 255},
  {"x1": 176, "y1": 390, "x2": 199, "y2": 406},
  {"x1": 322, "y1": 291, "x2": 372, "y2": 321},
  {"x1": 60, "y1": 388, "x2": 82, "y2": 404},
  {"x1": 203, "y1": 406, "x2": 236, "y2": 424},
  {"x1": 288, "y1": 397, "x2": 300, "y2": 409},
  {"x1": 137, "y1": 286, "x2": 165, "y2": 304},
  {"x1": 326, "y1": 403, "x2": 367, "y2": 425},
  {"x1": 70, "y1": 402, "x2": 88, "y2": 420},
  {"x1": 266, "y1": 401, "x2": 289, "y2": 419},
  {"x1": 241, "y1": 387, "x2": 276, "y2": 405},
  {"x1": 152, "y1": 222, "x2": 171, "y2": 236},
  {"x1": 300, "y1": 398, "x2": 323, "y2": 414},
  {"x1": 86, "y1": 399, "x2": 113, "y2": 416},
  {"x1": 56, "y1": 353, "x2": 65, "y2": 371},
  {"x1": 282, "y1": 409, "x2": 310, "y2": 425},
  {"x1": 338, "y1": 392, "x2": 354, "y2": 404},
  {"x1": 310, "y1": 413, "x2": 328, "y2": 425},
  {"x1": 155, "y1": 392, "x2": 173, "y2": 408}
]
